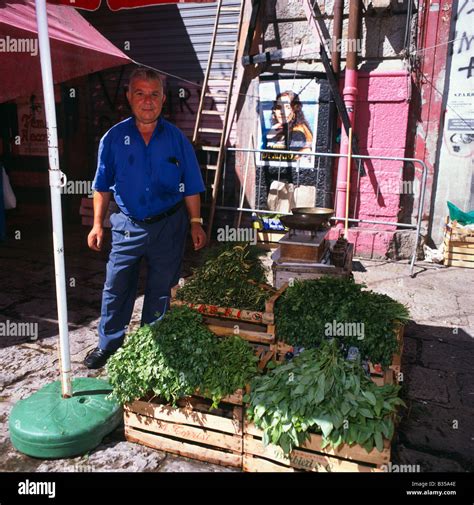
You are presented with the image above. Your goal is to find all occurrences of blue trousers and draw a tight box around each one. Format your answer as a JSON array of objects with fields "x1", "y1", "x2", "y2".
[{"x1": 98, "y1": 205, "x2": 188, "y2": 351}]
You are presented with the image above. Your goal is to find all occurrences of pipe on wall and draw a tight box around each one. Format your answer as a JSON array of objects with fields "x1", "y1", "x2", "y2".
[
  {"x1": 330, "y1": 0, "x2": 344, "y2": 212},
  {"x1": 331, "y1": 0, "x2": 344, "y2": 75},
  {"x1": 334, "y1": 0, "x2": 361, "y2": 228}
]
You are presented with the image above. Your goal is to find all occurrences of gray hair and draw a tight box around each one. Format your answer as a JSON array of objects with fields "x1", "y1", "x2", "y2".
[{"x1": 128, "y1": 67, "x2": 164, "y2": 92}]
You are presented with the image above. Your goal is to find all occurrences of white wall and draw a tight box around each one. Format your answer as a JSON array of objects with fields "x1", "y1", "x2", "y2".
[{"x1": 431, "y1": 0, "x2": 474, "y2": 245}]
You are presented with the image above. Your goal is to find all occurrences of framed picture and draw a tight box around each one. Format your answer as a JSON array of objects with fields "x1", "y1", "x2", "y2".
[{"x1": 257, "y1": 78, "x2": 320, "y2": 168}]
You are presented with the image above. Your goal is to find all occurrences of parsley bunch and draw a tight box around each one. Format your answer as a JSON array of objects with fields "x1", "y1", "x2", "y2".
[
  {"x1": 107, "y1": 306, "x2": 259, "y2": 407},
  {"x1": 202, "y1": 334, "x2": 259, "y2": 408},
  {"x1": 275, "y1": 277, "x2": 410, "y2": 367}
]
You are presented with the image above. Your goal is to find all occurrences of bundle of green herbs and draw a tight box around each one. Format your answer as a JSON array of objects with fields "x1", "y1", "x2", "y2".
[
  {"x1": 175, "y1": 242, "x2": 272, "y2": 311},
  {"x1": 107, "y1": 306, "x2": 259, "y2": 407},
  {"x1": 245, "y1": 339, "x2": 405, "y2": 455},
  {"x1": 275, "y1": 277, "x2": 410, "y2": 367}
]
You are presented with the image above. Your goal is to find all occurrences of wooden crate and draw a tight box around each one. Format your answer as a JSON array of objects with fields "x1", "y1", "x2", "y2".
[
  {"x1": 272, "y1": 243, "x2": 353, "y2": 289},
  {"x1": 124, "y1": 395, "x2": 244, "y2": 469},
  {"x1": 243, "y1": 421, "x2": 390, "y2": 472},
  {"x1": 257, "y1": 230, "x2": 286, "y2": 245},
  {"x1": 370, "y1": 325, "x2": 405, "y2": 386},
  {"x1": 279, "y1": 238, "x2": 329, "y2": 263},
  {"x1": 391, "y1": 325, "x2": 404, "y2": 380},
  {"x1": 369, "y1": 364, "x2": 395, "y2": 386},
  {"x1": 123, "y1": 342, "x2": 277, "y2": 468},
  {"x1": 444, "y1": 218, "x2": 474, "y2": 269},
  {"x1": 272, "y1": 325, "x2": 404, "y2": 387},
  {"x1": 171, "y1": 281, "x2": 288, "y2": 344}
]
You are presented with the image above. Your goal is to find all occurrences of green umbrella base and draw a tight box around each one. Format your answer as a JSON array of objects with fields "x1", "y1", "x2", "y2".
[{"x1": 9, "y1": 377, "x2": 123, "y2": 459}]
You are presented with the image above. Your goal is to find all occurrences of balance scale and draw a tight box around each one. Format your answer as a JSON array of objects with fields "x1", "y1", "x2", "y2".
[
  {"x1": 271, "y1": 228, "x2": 353, "y2": 289},
  {"x1": 278, "y1": 228, "x2": 331, "y2": 263}
]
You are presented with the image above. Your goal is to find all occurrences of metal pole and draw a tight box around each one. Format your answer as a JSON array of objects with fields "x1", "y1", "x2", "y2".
[
  {"x1": 331, "y1": 0, "x2": 344, "y2": 210},
  {"x1": 35, "y1": 0, "x2": 72, "y2": 398},
  {"x1": 409, "y1": 159, "x2": 428, "y2": 278},
  {"x1": 345, "y1": 127, "x2": 353, "y2": 238},
  {"x1": 237, "y1": 135, "x2": 255, "y2": 227},
  {"x1": 331, "y1": 0, "x2": 344, "y2": 75},
  {"x1": 335, "y1": 0, "x2": 360, "y2": 227},
  {"x1": 217, "y1": 206, "x2": 419, "y2": 228}
]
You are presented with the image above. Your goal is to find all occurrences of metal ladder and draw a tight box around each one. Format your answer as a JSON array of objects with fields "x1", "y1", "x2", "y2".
[{"x1": 192, "y1": 0, "x2": 245, "y2": 241}]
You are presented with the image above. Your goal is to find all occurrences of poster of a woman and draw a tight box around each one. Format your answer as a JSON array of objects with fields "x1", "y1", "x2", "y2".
[{"x1": 258, "y1": 79, "x2": 320, "y2": 167}]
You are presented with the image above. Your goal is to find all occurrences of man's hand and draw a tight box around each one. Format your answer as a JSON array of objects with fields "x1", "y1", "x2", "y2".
[
  {"x1": 191, "y1": 223, "x2": 206, "y2": 251},
  {"x1": 88, "y1": 225, "x2": 104, "y2": 251}
]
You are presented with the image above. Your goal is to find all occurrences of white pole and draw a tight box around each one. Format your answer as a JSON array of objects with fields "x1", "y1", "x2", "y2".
[{"x1": 35, "y1": 0, "x2": 72, "y2": 398}]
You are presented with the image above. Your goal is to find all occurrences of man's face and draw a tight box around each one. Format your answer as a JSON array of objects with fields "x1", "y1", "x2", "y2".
[{"x1": 127, "y1": 78, "x2": 165, "y2": 125}]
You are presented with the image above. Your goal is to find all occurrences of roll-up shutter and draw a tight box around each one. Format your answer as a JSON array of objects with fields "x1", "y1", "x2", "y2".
[{"x1": 84, "y1": 1, "x2": 240, "y2": 139}]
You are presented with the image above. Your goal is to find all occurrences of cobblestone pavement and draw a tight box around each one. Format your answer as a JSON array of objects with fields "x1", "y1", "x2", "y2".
[{"x1": 0, "y1": 221, "x2": 473, "y2": 472}]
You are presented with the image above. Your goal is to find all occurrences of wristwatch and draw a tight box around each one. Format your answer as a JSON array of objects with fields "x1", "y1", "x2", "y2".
[{"x1": 190, "y1": 217, "x2": 203, "y2": 225}]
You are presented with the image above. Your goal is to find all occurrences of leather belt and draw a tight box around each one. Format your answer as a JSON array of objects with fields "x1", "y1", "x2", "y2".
[{"x1": 129, "y1": 200, "x2": 184, "y2": 224}]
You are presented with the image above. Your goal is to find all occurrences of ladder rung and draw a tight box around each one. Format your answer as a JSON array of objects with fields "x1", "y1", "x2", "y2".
[
  {"x1": 199, "y1": 146, "x2": 221, "y2": 152},
  {"x1": 199, "y1": 128, "x2": 223, "y2": 134},
  {"x1": 201, "y1": 164, "x2": 218, "y2": 170},
  {"x1": 205, "y1": 93, "x2": 228, "y2": 98},
  {"x1": 202, "y1": 110, "x2": 223, "y2": 115},
  {"x1": 218, "y1": 23, "x2": 239, "y2": 29},
  {"x1": 208, "y1": 76, "x2": 231, "y2": 81},
  {"x1": 215, "y1": 41, "x2": 237, "y2": 46},
  {"x1": 212, "y1": 58, "x2": 234, "y2": 64},
  {"x1": 208, "y1": 81, "x2": 231, "y2": 86},
  {"x1": 220, "y1": 6, "x2": 241, "y2": 11}
]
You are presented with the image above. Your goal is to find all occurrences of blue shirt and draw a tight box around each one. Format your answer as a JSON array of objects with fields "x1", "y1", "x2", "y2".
[{"x1": 92, "y1": 116, "x2": 205, "y2": 220}]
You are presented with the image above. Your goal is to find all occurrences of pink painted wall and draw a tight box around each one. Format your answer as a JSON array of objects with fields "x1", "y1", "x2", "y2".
[{"x1": 331, "y1": 70, "x2": 411, "y2": 257}]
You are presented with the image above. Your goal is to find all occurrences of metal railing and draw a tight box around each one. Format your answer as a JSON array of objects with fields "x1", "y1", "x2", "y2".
[{"x1": 215, "y1": 147, "x2": 428, "y2": 278}]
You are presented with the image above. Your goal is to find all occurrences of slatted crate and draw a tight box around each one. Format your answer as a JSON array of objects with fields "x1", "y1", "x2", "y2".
[
  {"x1": 272, "y1": 243, "x2": 354, "y2": 289},
  {"x1": 272, "y1": 325, "x2": 405, "y2": 387},
  {"x1": 444, "y1": 218, "x2": 474, "y2": 269},
  {"x1": 243, "y1": 421, "x2": 391, "y2": 473},
  {"x1": 369, "y1": 325, "x2": 405, "y2": 386},
  {"x1": 124, "y1": 395, "x2": 244, "y2": 469},
  {"x1": 171, "y1": 281, "x2": 288, "y2": 344},
  {"x1": 123, "y1": 343, "x2": 276, "y2": 469}
]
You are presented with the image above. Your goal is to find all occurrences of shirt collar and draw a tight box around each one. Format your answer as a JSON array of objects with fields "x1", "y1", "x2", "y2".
[{"x1": 129, "y1": 115, "x2": 165, "y2": 140}]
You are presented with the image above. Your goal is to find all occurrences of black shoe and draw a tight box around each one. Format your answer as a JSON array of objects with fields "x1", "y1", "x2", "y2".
[{"x1": 84, "y1": 347, "x2": 116, "y2": 369}]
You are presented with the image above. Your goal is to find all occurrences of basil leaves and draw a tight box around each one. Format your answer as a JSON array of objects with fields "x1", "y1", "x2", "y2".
[{"x1": 245, "y1": 340, "x2": 405, "y2": 455}]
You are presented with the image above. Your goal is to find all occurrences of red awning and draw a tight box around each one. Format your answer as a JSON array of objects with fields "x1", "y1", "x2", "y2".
[
  {"x1": 0, "y1": 0, "x2": 132, "y2": 103},
  {"x1": 47, "y1": 0, "x2": 214, "y2": 12}
]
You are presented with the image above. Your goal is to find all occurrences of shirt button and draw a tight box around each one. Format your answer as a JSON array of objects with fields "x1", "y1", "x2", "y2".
[{"x1": 146, "y1": 187, "x2": 149, "y2": 191}]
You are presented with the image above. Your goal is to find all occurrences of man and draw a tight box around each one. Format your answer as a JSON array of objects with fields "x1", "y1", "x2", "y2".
[{"x1": 84, "y1": 67, "x2": 206, "y2": 369}]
